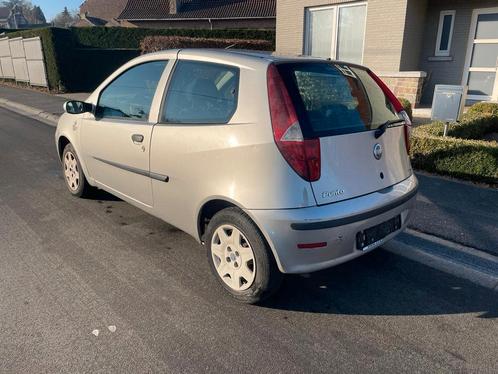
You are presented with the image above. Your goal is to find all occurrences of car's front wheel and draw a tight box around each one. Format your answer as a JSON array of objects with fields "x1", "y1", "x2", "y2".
[
  {"x1": 206, "y1": 207, "x2": 283, "y2": 304},
  {"x1": 62, "y1": 143, "x2": 91, "y2": 197}
]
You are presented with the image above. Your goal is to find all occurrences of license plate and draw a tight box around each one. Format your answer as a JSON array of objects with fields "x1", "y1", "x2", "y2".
[{"x1": 356, "y1": 215, "x2": 402, "y2": 250}]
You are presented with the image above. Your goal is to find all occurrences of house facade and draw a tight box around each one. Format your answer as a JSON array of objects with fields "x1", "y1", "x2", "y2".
[
  {"x1": 117, "y1": 0, "x2": 276, "y2": 30},
  {"x1": 276, "y1": 0, "x2": 498, "y2": 105},
  {"x1": 0, "y1": 5, "x2": 30, "y2": 29}
]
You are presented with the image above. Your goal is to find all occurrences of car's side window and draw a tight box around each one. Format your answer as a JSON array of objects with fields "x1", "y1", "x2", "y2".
[
  {"x1": 96, "y1": 60, "x2": 168, "y2": 122},
  {"x1": 162, "y1": 60, "x2": 239, "y2": 124}
]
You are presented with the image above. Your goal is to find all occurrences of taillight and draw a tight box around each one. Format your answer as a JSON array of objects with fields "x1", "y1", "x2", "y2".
[
  {"x1": 399, "y1": 110, "x2": 412, "y2": 154},
  {"x1": 368, "y1": 70, "x2": 412, "y2": 154},
  {"x1": 267, "y1": 64, "x2": 320, "y2": 182}
]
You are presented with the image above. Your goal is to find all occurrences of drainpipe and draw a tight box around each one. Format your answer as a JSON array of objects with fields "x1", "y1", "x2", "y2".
[{"x1": 208, "y1": 18, "x2": 213, "y2": 30}]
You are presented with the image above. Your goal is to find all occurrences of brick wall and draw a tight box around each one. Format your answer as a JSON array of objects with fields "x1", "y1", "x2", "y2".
[
  {"x1": 276, "y1": 0, "x2": 358, "y2": 57},
  {"x1": 379, "y1": 73, "x2": 426, "y2": 107},
  {"x1": 276, "y1": 0, "x2": 411, "y2": 72},
  {"x1": 362, "y1": 0, "x2": 409, "y2": 72}
]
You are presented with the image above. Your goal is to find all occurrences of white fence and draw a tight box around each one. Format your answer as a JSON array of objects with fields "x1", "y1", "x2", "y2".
[
  {"x1": 0, "y1": 37, "x2": 14, "y2": 79},
  {"x1": 23, "y1": 37, "x2": 48, "y2": 87},
  {"x1": 0, "y1": 36, "x2": 48, "y2": 88}
]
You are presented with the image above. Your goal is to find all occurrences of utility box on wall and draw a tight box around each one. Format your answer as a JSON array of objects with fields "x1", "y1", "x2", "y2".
[{"x1": 431, "y1": 85, "x2": 468, "y2": 122}]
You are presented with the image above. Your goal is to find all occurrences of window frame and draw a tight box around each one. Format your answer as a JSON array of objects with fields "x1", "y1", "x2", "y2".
[
  {"x1": 462, "y1": 6, "x2": 498, "y2": 101},
  {"x1": 96, "y1": 60, "x2": 169, "y2": 124},
  {"x1": 435, "y1": 10, "x2": 456, "y2": 57},
  {"x1": 160, "y1": 59, "x2": 240, "y2": 125},
  {"x1": 303, "y1": 2, "x2": 368, "y2": 64}
]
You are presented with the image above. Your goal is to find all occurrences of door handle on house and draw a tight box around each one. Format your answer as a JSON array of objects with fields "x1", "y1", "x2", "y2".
[{"x1": 131, "y1": 134, "x2": 144, "y2": 144}]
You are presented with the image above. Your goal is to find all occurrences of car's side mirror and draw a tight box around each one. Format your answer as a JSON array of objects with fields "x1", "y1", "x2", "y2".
[{"x1": 63, "y1": 101, "x2": 93, "y2": 115}]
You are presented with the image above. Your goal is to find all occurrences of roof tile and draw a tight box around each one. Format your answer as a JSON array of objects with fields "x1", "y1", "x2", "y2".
[{"x1": 118, "y1": 0, "x2": 276, "y2": 20}]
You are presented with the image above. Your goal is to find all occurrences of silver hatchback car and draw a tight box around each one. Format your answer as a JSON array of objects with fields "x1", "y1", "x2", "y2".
[{"x1": 56, "y1": 49, "x2": 418, "y2": 303}]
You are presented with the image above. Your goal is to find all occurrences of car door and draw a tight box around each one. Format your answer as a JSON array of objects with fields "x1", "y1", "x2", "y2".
[
  {"x1": 81, "y1": 60, "x2": 169, "y2": 207},
  {"x1": 149, "y1": 59, "x2": 241, "y2": 235}
]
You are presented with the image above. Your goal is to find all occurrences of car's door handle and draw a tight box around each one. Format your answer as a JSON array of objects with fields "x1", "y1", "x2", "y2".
[{"x1": 131, "y1": 134, "x2": 144, "y2": 144}]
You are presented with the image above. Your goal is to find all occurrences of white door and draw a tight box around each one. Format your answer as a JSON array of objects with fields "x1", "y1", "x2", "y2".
[{"x1": 463, "y1": 7, "x2": 498, "y2": 101}]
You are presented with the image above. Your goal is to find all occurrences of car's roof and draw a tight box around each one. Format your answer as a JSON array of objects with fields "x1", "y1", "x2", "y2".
[
  {"x1": 145, "y1": 48, "x2": 331, "y2": 64},
  {"x1": 137, "y1": 48, "x2": 369, "y2": 72}
]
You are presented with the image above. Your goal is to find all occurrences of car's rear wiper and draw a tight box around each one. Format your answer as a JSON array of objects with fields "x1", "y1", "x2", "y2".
[{"x1": 374, "y1": 118, "x2": 405, "y2": 139}]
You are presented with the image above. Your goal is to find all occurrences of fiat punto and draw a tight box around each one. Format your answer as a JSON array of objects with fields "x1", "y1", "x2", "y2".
[{"x1": 56, "y1": 49, "x2": 418, "y2": 303}]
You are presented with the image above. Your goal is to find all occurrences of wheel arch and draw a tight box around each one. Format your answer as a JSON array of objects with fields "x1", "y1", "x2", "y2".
[
  {"x1": 196, "y1": 197, "x2": 283, "y2": 271},
  {"x1": 197, "y1": 198, "x2": 239, "y2": 243},
  {"x1": 56, "y1": 133, "x2": 94, "y2": 186},
  {"x1": 57, "y1": 135, "x2": 71, "y2": 161}
]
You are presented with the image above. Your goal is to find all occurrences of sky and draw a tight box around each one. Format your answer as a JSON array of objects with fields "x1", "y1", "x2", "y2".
[{"x1": 31, "y1": 0, "x2": 82, "y2": 21}]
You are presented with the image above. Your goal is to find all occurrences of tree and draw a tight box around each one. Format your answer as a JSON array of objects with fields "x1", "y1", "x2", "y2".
[{"x1": 52, "y1": 7, "x2": 77, "y2": 28}]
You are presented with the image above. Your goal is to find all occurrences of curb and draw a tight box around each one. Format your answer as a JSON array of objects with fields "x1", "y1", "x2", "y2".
[
  {"x1": 383, "y1": 229, "x2": 498, "y2": 291},
  {"x1": 0, "y1": 98, "x2": 59, "y2": 127}
]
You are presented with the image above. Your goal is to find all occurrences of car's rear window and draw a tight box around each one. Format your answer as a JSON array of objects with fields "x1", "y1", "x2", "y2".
[{"x1": 276, "y1": 62, "x2": 399, "y2": 137}]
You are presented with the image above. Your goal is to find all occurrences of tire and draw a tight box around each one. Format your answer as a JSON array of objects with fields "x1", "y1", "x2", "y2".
[
  {"x1": 61, "y1": 143, "x2": 91, "y2": 198},
  {"x1": 206, "y1": 207, "x2": 283, "y2": 304}
]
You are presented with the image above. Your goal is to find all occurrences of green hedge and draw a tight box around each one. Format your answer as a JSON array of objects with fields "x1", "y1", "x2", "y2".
[
  {"x1": 67, "y1": 49, "x2": 140, "y2": 92},
  {"x1": 140, "y1": 35, "x2": 273, "y2": 54},
  {"x1": 71, "y1": 27, "x2": 275, "y2": 49},
  {"x1": 410, "y1": 134, "x2": 498, "y2": 183},
  {"x1": 410, "y1": 107, "x2": 498, "y2": 183},
  {"x1": 466, "y1": 102, "x2": 498, "y2": 116},
  {"x1": 417, "y1": 112, "x2": 498, "y2": 140}
]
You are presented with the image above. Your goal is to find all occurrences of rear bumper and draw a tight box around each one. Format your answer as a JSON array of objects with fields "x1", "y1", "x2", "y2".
[{"x1": 247, "y1": 174, "x2": 418, "y2": 274}]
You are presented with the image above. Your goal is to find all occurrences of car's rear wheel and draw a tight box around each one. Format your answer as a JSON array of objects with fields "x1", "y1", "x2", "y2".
[
  {"x1": 206, "y1": 207, "x2": 283, "y2": 304},
  {"x1": 62, "y1": 143, "x2": 91, "y2": 198}
]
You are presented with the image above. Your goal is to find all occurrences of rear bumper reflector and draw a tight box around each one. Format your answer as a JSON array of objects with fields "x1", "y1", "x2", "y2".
[{"x1": 297, "y1": 242, "x2": 327, "y2": 249}]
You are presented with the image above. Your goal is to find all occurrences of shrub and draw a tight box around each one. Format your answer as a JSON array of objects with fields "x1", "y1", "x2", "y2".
[
  {"x1": 410, "y1": 131, "x2": 498, "y2": 183},
  {"x1": 398, "y1": 97, "x2": 413, "y2": 121},
  {"x1": 414, "y1": 113, "x2": 498, "y2": 140},
  {"x1": 411, "y1": 108, "x2": 498, "y2": 183},
  {"x1": 466, "y1": 102, "x2": 498, "y2": 117},
  {"x1": 71, "y1": 27, "x2": 275, "y2": 49},
  {"x1": 450, "y1": 112, "x2": 498, "y2": 139},
  {"x1": 67, "y1": 48, "x2": 140, "y2": 92},
  {"x1": 140, "y1": 35, "x2": 273, "y2": 54}
]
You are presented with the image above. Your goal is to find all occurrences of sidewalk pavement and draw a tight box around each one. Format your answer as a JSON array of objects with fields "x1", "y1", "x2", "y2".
[
  {"x1": 0, "y1": 84, "x2": 496, "y2": 287},
  {"x1": 413, "y1": 173, "x2": 498, "y2": 256},
  {"x1": 0, "y1": 85, "x2": 67, "y2": 117},
  {"x1": 412, "y1": 107, "x2": 431, "y2": 126}
]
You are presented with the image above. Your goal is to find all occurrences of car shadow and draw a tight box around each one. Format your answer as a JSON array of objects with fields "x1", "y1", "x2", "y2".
[
  {"x1": 82, "y1": 187, "x2": 122, "y2": 202},
  {"x1": 261, "y1": 249, "x2": 497, "y2": 319}
]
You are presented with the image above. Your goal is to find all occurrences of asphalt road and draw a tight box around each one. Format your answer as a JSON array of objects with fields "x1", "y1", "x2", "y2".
[{"x1": 0, "y1": 107, "x2": 497, "y2": 373}]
